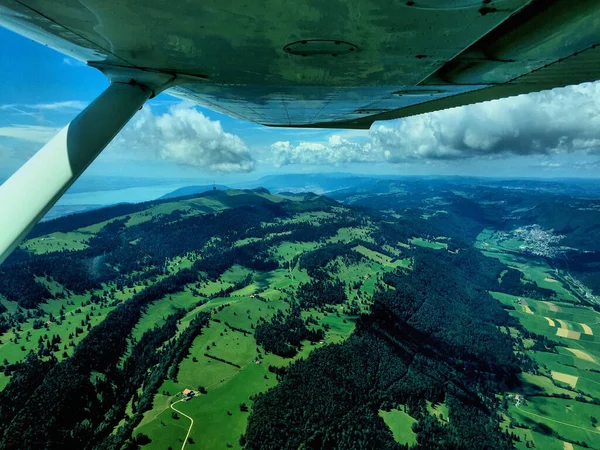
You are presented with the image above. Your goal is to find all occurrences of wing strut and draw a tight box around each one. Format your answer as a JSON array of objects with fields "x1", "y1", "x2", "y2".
[{"x1": 0, "y1": 81, "x2": 152, "y2": 264}]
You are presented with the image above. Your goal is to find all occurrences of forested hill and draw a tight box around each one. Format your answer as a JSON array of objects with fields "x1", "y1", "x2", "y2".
[
  {"x1": 25, "y1": 188, "x2": 288, "y2": 239},
  {"x1": 1, "y1": 188, "x2": 296, "y2": 309},
  {"x1": 158, "y1": 184, "x2": 230, "y2": 200},
  {"x1": 330, "y1": 178, "x2": 600, "y2": 296},
  {"x1": 0, "y1": 186, "x2": 564, "y2": 449}
]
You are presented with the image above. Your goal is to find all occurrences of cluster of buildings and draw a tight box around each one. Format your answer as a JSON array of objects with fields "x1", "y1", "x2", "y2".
[
  {"x1": 507, "y1": 393, "x2": 527, "y2": 407},
  {"x1": 182, "y1": 389, "x2": 196, "y2": 400}
]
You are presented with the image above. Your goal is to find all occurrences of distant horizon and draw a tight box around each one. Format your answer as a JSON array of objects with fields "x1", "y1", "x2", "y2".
[
  {"x1": 52, "y1": 171, "x2": 600, "y2": 198},
  {"x1": 39, "y1": 170, "x2": 600, "y2": 222},
  {"x1": 59, "y1": 170, "x2": 600, "y2": 187},
  {"x1": 10, "y1": 169, "x2": 600, "y2": 194}
]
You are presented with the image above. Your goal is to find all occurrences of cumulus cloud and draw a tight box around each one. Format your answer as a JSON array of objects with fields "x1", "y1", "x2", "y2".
[
  {"x1": 0, "y1": 125, "x2": 60, "y2": 143},
  {"x1": 114, "y1": 104, "x2": 255, "y2": 172},
  {"x1": 270, "y1": 81, "x2": 600, "y2": 165},
  {"x1": 271, "y1": 135, "x2": 375, "y2": 167},
  {"x1": 370, "y1": 82, "x2": 600, "y2": 161},
  {"x1": 270, "y1": 135, "x2": 375, "y2": 166}
]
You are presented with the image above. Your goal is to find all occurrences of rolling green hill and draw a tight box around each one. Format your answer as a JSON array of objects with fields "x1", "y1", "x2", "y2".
[{"x1": 0, "y1": 182, "x2": 599, "y2": 450}]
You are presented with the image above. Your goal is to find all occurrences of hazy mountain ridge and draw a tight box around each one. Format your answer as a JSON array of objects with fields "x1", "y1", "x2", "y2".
[{"x1": 158, "y1": 185, "x2": 230, "y2": 200}]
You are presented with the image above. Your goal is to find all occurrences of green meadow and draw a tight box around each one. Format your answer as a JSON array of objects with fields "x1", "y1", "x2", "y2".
[
  {"x1": 379, "y1": 409, "x2": 418, "y2": 446},
  {"x1": 409, "y1": 237, "x2": 448, "y2": 250},
  {"x1": 510, "y1": 397, "x2": 600, "y2": 448},
  {"x1": 134, "y1": 290, "x2": 359, "y2": 449},
  {"x1": 352, "y1": 244, "x2": 411, "y2": 269},
  {"x1": 21, "y1": 231, "x2": 90, "y2": 254}
]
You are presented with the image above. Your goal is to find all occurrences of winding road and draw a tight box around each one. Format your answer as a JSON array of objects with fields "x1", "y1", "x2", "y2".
[{"x1": 170, "y1": 399, "x2": 194, "y2": 450}]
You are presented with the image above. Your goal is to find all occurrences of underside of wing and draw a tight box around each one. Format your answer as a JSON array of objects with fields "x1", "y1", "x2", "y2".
[{"x1": 1, "y1": 0, "x2": 600, "y2": 128}]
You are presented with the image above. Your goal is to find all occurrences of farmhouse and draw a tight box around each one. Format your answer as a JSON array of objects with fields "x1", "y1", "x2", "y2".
[
  {"x1": 183, "y1": 389, "x2": 195, "y2": 400},
  {"x1": 512, "y1": 394, "x2": 527, "y2": 407}
]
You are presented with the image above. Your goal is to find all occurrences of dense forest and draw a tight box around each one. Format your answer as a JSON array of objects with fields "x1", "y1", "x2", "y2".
[
  {"x1": 0, "y1": 193, "x2": 350, "y2": 309},
  {"x1": 255, "y1": 306, "x2": 324, "y2": 358},
  {"x1": 244, "y1": 248, "x2": 537, "y2": 449}
]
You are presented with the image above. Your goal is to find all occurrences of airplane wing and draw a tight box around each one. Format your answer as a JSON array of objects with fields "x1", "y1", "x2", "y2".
[{"x1": 1, "y1": 0, "x2": 600, "y2": 129}]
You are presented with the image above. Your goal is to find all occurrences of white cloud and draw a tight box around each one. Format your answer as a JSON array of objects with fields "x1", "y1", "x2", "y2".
[
  {"x1": 573, "y1": 159, "x2": 600, "y2": 170},
  {"x1": 0, "y1": 102, "x2": 254, "y2": 173},
  {"x1": 4, "y1": 81, "x2": 600, "y2": 174},
  {"x1": 0, "y1": 101, "x2": 87, "y2": 113},
  {"x1": 268, "y1": 81, "x2": 600, "y2": 166},
  {"x1": 270, "y1": 135, "x2": 376, "y2": 166},
  {"x1": 371, "y1": 81, "x2": 600, "y2": 161},
  {"x1": 28, "y1": 101, "x2": 88, "y2": 111},
  {"x1": 113, "y1": 104, "x2": 255, "y2": 172},
  {"x1": 0, "y1": 125, "x2": 60, "y2": 143}
]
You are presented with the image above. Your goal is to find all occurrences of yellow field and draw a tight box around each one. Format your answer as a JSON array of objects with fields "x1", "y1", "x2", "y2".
[
  {"x1": 542, "y1": 301, "x2": 560, "y2": 312},
  {"x1": 556, "y1": 328, "x2": 581, "y2": 340},
  {"x1": 565, "y1": 347, "x2": 597, "y2": 363},
  {"x1": 551, "y1": 371, "x2": 578, "y2": 388},
  {"x1": 544, "y1": 317, "x2": 556, "y2": 327},
  {"x1": 518, "y1": 299, "x2": 535, "y2": 314},
  {"x1": 556, "y1": 319, "x2": 569, "y2": 329},
  {"x1": 564, "y1": 442, "x2": 574, "y2": 450},
  {"x1": 580, "y1": 323, "x2": 593, "y2": 335}
]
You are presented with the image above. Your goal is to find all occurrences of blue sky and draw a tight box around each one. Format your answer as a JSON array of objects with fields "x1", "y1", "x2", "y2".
[{"x1": 1, "y1": 26, "x2": 600, "y2": 183}]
